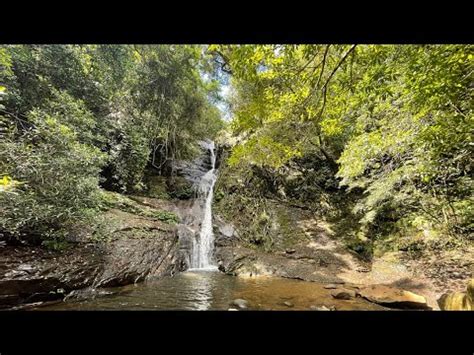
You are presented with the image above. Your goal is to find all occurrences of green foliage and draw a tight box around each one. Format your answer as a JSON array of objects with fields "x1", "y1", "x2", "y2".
[
  {"x1": 151, "y1": 210, "x2": 180, "y2": 224},
  {"x1": 213, "y1": 44, "x2": 473, "y2": 250},
  {"x1": 0, "y1": 44, "x2": 222, "y2": 243},
  {"x1": 0, "y1": 104, "x2": 106, "y2": 239}
]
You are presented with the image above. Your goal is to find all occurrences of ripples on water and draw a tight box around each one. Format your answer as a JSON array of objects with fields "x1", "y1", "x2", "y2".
[{"x1": 36, "y1": 271, "x2": 385, "y2": 310}]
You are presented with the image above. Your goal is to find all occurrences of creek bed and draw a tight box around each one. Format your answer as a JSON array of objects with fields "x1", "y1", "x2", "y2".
[{"x1": 31, "y1": 270, "x2": 386, "y2": 310}]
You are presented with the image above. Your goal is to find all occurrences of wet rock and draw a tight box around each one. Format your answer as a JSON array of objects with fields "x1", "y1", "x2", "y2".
[
  {"x1": 331, "y1": 289, "x2": 356, "y2": 300},
  {"x1": 213, "y1": 217, "x2": 238, "y2": 247},
  {"x1": 283, "y1": 301, "x2": 294, "y2": 307},
  {"x1": 230, "y1": 299, "x2": 249, "y2": 309},
  {"x1": 359, "y1": 285, "x2": 430, "y2": 309},
  {"x1": 18, "y1": 264, "x2": 35, "y2": 272}
]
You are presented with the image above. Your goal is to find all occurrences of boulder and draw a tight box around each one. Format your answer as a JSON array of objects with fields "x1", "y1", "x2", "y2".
[
  {"x1": 324, "y1": 284, "x2": 339, "y2": 289},
  {"x1": 283, "y1": 301, "x2": 294, "y2": 307},
  {"x1": 331, "y1": 289, "x2": 356, "y2": 300},
  {"x1": 437, "y1": 279, "x2": 474, "y2": 310},
  {"x1": 359, "y1": 285, "x2": 430, "y2": 309}
]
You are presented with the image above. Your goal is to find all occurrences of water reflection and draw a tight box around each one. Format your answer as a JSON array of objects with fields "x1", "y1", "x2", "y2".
[{"x1": 179, "y1": 271, "x2": 214, "y2": 310}]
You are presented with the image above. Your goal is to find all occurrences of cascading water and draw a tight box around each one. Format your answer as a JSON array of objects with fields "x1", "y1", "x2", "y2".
[{"x1": 190, "y1": 141, "x2": 218, "y2": 270}]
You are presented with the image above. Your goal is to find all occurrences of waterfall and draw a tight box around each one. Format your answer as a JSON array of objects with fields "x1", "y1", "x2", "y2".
[{"x1": 190, "y1": 141, "x2": 218, "y2": 270}]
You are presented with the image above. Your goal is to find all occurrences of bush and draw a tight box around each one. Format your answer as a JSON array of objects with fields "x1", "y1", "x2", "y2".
[{"x1": 0, "y1": 106, "x2": 106, "y2": 240}]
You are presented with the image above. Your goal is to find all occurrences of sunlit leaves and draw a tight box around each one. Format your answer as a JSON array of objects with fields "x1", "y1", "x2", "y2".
[{"x1": 221, "y1": 44, "x2": 473, "y2": 237}]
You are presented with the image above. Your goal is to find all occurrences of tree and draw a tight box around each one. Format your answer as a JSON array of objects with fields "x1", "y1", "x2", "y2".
[
  {"x1": 211, "y1": 44, "x2": 473, "y2": 246},
  {"x1": 0, "y1": 44, "x2": 225, "y2": 241}
]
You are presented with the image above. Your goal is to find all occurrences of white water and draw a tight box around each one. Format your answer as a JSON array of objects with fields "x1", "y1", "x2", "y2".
[{"x1": 190, "y1": 141, "x2": 218, "y2": 270}]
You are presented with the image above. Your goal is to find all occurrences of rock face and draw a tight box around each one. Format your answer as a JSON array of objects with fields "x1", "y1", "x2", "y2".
[
  {"x1": 437, "y1": 279, "x2": 474, "y2": 310},
  {"x1": 215, "y1": 244, "x2": 349, "y2": 283},
  {"x1": 358, "y1": 285, "x2": 431, "y2": 309},
  {"x1": 213, "y1": 199, "x2": 371, "y2": 284},
  {"x1": 0, "y1": 209, "x2": 186, "y2": 309},
  {"x1": 213, "y1": 216, "x2": 238, "y2": 248}
]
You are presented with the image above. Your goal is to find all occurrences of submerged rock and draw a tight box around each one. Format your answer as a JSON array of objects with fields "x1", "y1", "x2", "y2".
[
  {"x1": 358, "y1": 285, "x2": 430, "y2": 309},
  {"x1": 231, "y1": 299, "x2": 249, "y2": 309},
  {"x1": 310, "y1": 305, "x2": 336, "y2": 311}
]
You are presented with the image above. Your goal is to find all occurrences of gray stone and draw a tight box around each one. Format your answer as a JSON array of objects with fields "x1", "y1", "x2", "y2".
[{"x1": 18, "y1": 264, "x2": 34, "y2": 272}]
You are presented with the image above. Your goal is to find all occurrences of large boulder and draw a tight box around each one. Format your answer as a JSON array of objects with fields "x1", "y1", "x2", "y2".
[
  {"x1": 358, "y1": 285, "x2": 431, "y2": 309},
  {"x1": 437, "y1": 279, "x2": 474, "y2": 310}
]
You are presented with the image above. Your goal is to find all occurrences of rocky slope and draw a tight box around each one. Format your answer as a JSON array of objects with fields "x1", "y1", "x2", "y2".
[
  {"x1": 0, "y1": 206, "x2": 187, "y2": 309},
  {"x1": 212, "y1": 205, "x2": 473, "y2": 310}
]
